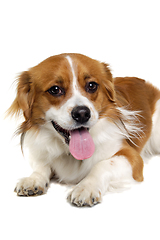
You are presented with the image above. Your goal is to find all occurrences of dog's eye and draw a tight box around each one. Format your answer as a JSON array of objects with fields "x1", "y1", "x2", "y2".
[
  {"x1": 47, "y1": 86, "x2": 65, "y2": 97},
  {"x1": 85, "y1": 82, "x2": 99, "y2": 93}
]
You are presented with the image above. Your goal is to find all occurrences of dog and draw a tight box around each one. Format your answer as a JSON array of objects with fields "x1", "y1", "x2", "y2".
[{"x1": 8, "y1": 53, "x2": 160, "y2": 207}]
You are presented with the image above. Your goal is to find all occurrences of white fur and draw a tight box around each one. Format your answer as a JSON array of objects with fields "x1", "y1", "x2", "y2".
[
  {"x1": 68, "y1": 155, "x2": 134, "y2": 206},
  {"x1": 17, "y1": 104, "x2": 139, "y2": 202},
  {"x1": 65, "y1": 56, "x2": 77, "y2": 94},
  {"x1": 24, "y1": 117, "x2": 124, "y2": 184},
  {"x1": 116, "y1": 107, "x2": 144, "y2": 145}
]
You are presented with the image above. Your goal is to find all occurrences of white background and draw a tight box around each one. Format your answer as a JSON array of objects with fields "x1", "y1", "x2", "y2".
[{"x1": 1, "y1": 0, "x2": 160, "y2": 239}]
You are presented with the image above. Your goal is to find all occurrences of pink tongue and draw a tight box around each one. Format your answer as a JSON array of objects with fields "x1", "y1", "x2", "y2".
[{"x1": 69, "y1": 128, "x2": 95, "y2": 160}]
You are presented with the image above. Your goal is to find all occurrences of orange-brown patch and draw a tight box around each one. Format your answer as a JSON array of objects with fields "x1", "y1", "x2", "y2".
[
  {"x1": 115, "y1": 143, "x2": 144, "y2": 182},
  {"x1": 114, "y1": 77, "x2": 160, "y2": 151},
  {"x1": 8, "y1": 55, "x2": 75, "y2": 133}
]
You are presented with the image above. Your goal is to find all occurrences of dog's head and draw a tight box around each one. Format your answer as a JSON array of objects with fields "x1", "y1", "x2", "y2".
[{"x1": 8, "y1": 53, "x2": 116, "y2": 159}]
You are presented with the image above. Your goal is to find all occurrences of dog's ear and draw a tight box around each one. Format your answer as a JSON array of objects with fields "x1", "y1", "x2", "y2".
[
  {"x1": 102, "y1": 63, "x2": 115, "y2": 102},
  {"x1": 7, "y1": 71, "x2": 35, "y2": 120}
]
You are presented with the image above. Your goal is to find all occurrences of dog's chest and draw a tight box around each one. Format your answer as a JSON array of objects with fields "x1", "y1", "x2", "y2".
[{"x1": 51, "y1": 137, "x2": 123, "y2": 184}]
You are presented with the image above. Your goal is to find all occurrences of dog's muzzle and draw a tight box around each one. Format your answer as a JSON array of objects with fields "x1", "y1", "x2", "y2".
[{"x1": 51, "y1": 105, "x2": 95, "y2": 160}]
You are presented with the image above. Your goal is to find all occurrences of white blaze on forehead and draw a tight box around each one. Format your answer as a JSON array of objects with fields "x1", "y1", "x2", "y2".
[{"x1": 65, "y1": 56, "x2": 78, "y2": 93}]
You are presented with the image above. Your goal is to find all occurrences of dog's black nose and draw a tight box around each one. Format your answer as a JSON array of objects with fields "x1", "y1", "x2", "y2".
[{"x1": 71, "y1": 106, "x2": 91, "y2": 124}]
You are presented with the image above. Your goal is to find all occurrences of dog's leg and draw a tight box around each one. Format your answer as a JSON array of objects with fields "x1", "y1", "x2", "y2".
[
  {"x1": 68, "y1": 152, "x2": 142, "y2": 207},
  {"x1": 14, "y1": 165, "x2": 51, "y2": 196}
]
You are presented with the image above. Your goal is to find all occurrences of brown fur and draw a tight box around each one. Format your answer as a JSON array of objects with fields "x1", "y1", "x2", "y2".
[
  {"x1": 115, "y1": 77, "x2": 160, "y2": 151},
  {"x1": 115, "y1": 142, "x2": 144, "y2": 182}
]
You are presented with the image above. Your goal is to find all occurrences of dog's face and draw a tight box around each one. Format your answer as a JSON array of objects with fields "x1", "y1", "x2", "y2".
[{"x1": 10, "y1": 53, "x2": 115, "y2": 159}]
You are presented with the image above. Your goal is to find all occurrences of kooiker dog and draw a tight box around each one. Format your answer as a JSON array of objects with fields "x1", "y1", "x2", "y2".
[{"x1": 8, "y1": 53, "x2": 160, "y2": 206}]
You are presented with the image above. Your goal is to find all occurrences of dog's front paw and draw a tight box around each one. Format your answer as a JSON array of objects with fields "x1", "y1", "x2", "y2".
[
  {"x1": 14, "y1": 174, "x2": 49, "y2": 197},
  {"x1": 67, "y1": 182, "x2": 102, "y2": 207}
]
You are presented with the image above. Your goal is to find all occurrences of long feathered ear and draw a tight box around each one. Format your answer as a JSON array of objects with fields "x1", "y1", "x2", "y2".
[
  {"x1": 102, "y1": 63, "x2": 115, "y2": 102},
  {"x1": 7, "y1": 71, "x2": 35, "y2": 120}
]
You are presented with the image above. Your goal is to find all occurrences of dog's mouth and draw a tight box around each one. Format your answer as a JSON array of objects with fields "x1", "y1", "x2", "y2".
[
  {"x1": 51, "y1": 121, "x2": 70, "y2": 144},
  {"x1": 51, "y1": 121, "x2": 95, "y2": 160}
]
